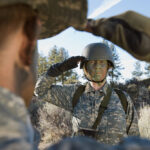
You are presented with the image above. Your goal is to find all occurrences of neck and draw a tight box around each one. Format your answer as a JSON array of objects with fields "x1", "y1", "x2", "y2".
[
  {"x1": 0, "y1": 67, "x2": 15, "y2": 94},
  {"x1": 90, "y1": 79, "x2": 106, "y2": 90}
]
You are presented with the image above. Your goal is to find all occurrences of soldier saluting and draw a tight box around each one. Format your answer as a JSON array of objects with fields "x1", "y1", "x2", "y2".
[{"x1": 35, "y1": 42, "x2": 139, "y2": 145}]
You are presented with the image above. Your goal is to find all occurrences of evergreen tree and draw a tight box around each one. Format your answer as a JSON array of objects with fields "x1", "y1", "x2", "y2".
[
  {"x1": 110, "y1": 43, "x2": 124, "y2": 83},
  {"x1": 144, "y1": 62, "x2": 150, "y2": 78},
  {"x1": 132, "y1": 61, "x2": 143, "y2": 80},
  {"x1": 102, "y1": 39, "x2": 124, "y2": 83},
  {"x1": 38, "y1": 46, "x2": 79, "y2": 85},
  {"x1": 38, "y1": 55, "x2": 48, "y2": 77},
  {"x1": 47, "y1": 46, "x2": 59, "y2": 65}
]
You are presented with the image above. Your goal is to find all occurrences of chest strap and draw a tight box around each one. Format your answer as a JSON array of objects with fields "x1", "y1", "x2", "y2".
[
  {"x1": 92, "y1": 86, "x2": 112, "y2": 129},
  {"x1": 72, "y1": 85, "x2": 128, "y2": 130}
]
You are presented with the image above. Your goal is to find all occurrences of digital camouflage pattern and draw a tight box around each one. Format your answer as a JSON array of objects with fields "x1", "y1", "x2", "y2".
[
  {"x1": 49, "y1": 136, "x2": 150, "y2": 150},
  {"x1": 0, "y1": 0, "x2": 87, "y2": 39},
  {"x1": 29, "y1": 100, "x2": 73, "y2": 149},
  {"x1": 0, "y1": 87, "x2": 34, "y2": 150},
  {"x1": 87, "y1": 11, "x2": 150, "y2": 62},
  {"x1": 35, "y1": 74, "x2": 139, "y2": 145},
  {"x1": 49, "y1": 136, "x2": 110, "y2": 150}
]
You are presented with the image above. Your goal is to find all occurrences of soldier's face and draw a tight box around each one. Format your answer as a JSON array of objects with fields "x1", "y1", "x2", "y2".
[{"x1": 83, "y1": 60, "x2": 108, "y2": 82}]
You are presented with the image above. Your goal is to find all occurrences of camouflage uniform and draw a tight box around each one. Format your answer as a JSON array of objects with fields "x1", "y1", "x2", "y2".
[
  {"x1": 49, "y1": 136, "x2": 150, "y2": 150},
  {"x1": 35, "y1": 74, "x2": 139, "y2": 145},
  {"x1": 0, "y1": 87, "x2": 34, "y2": 150}
]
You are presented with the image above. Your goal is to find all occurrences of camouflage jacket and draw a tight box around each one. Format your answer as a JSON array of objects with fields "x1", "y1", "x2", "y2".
[
  {"x1": 35, "y1": 74, "x2": 139, "y2": 145},
  {"x1": 49, "y1": 136, "x2": 150, "y2": 150},
  {"x1": 0, "y1": 87, "x2": 34, "y2": 150}
]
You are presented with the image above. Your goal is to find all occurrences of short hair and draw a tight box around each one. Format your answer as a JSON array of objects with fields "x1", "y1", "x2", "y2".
[{"x1": 0, "y1": 4, "x2": 39, "y2": 48}]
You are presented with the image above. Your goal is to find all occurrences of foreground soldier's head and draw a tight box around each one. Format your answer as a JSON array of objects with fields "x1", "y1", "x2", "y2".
[
  {"x1": 0, "y1": 0, "x2": 87, "y2": 106},
  {"x1": 0, "y1": 4, "x2": 40, "y2": 106}
]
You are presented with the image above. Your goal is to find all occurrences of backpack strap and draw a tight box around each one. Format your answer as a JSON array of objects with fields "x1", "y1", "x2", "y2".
[
  {"x1": 72, "y1": 85, "x2": 86, "y2": 110},
  {"x1": 114, "y1": 89, "x2": 135, "y2": 134},
  {"x1": 72, "y1": 85, "x2": 130, "y2": 133},
  {"x1": 114, "y1": 89, "x2": 128, "y2": 114},
  {"x1": 72, "y1": 85, "x2": 112, "y2": 130},
  {"x1": 92, "y1": 86, "x2": 112, "y2": 129}
]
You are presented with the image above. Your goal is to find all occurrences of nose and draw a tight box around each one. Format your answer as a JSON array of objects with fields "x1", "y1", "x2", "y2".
[
  {"x1": 95, "y1": 61, "x2": 102, "y2": 68},
  {"x1": 94, "y1": 61, "x2": 100, "y2": 66}
]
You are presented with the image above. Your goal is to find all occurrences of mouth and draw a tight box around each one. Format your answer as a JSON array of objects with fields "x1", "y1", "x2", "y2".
[{"x1": 95, "y1": 72, "x2": 101, "y2": 75}]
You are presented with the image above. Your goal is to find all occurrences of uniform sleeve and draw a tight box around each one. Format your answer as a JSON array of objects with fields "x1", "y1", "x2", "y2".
[
  {"x1": 0, "y1": 104, "x2": 34, "y2": 150},
  {"x1": 125, "y1": 93, "x2": 140, "y2": 136},
  {"x1": 90, "y1": 11, "x2": 150, "y2": 62},
  {"x1": 0, "y1": 139, "x2": 33, "y2": 150},
  {"x1": 34, "y1": 73, "x2": 79, "y2": 111},
  {"x1": 34, "y1": 73, "x2": 55, "y2": 98}
]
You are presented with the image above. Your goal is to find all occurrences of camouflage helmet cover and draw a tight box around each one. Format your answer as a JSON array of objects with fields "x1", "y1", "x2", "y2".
[
  {"x1": 81, "y1": 43, "x2": 114, "y2": 68},
  {"x1": 0, "y1": 0, "x2": 87, "y2": 39}
]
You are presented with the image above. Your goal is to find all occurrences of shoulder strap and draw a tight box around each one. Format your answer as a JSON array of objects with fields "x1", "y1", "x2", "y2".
[
  {"x1": 114, "y1": 89, "x2": 128, "y2": 114},
  {"x1": 72, "y1": 85, "x2": 86, "y2": 110},
  {"x1": 114, "y1": 89, "x2": 135, "y2": 135},
  {"x1": 92, "y1": 86, "x2": 112, "y2": 129},
  {"x1": 72, "y1": 86, "x2": 129, "y2": 131}
]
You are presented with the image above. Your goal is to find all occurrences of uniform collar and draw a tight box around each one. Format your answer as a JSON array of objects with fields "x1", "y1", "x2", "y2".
[
  {"x1": 0, "y1": 86, "x2": 26, "y2": 108},
  {"x1": 84, "y1": 82, "x2": 108, "y2": 94}
]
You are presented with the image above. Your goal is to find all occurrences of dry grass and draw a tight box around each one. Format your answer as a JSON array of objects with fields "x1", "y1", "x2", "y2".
[{"x1": 138, "y1": 105, "x2": 150, "y2": 139}]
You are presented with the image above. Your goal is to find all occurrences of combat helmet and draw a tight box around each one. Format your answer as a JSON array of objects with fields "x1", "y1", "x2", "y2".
[
  {"x1": 0, "y1": 0, "x2": 87, "y2": 39},
  {"x1": 80, "y1": 43, "x2": 114, "y2": 68}
]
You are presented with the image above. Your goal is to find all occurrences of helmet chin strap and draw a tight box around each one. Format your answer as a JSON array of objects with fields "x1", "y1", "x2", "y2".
[{"x1": 84, "y1": 74, "x2": 106, "y2": 83}]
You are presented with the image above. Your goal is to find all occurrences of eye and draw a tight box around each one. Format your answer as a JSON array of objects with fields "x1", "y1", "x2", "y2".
[{"x1": 89, "y1": 61, "x2": 95, "y2": 64}]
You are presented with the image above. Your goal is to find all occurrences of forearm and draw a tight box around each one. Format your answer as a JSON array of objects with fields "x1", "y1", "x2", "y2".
[
  {"x1": 35, "y1": 59, "x2": 71, "y2": 98},
  {"x1": 89, "y1": 11, "x2": 150, "y2": 62},
  {"x1": 34, "y1": 73, "x2": 55, "y2": 98}
]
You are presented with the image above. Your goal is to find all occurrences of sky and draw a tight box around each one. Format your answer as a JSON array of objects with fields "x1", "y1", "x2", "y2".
[{"x1": 38, "y1": 0, "x2": 150, "y2": 82}]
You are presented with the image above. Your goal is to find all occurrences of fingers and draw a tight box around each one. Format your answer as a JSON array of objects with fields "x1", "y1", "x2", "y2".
[
  {"x1": 74, "y1": 56, "x2": 85, "y2": 61},
  {"x1": 75, "y1": 56, "x2": 86, "y2": 64},
  {"x1": 83, "y1": 19, "x2": 94, "y2": 33},
  {"x1": 80, "y1": 56, "x2": 86, "y2": 61}
]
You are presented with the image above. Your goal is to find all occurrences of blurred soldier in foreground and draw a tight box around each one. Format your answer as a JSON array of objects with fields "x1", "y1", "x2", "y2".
[
  {"x1": 0, "y1": 0, "x2": 87, "y2": 149},
  {"x1": 35, "y1": 42, "x2": 139, "y2": 145},
  {"x1": 49, "y1": 136, "x2": 150, "y2": 150}
]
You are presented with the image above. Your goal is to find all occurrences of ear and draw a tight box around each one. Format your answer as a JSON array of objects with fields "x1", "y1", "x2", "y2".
[
  {"x1": 19, "y1": 40, "x2": 35, "y2": 67},
  {"x1": 107, "y1": 61, "x2": 113, "y2": 70}
]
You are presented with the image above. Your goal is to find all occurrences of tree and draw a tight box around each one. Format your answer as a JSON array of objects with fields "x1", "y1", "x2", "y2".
[
  {"x1": 132, "y1": 61, "x2": 143, "y2": 80},
  {"x1": 56, "y1": 47, "x2": 71, "y2": 85},
  {"x1": 110, "y1": 43, "x2": 124, "y2": 82},
  {"x1": 38, "y1": 46, "x2": 79, "y2": 85},
  {"x1": 47, "y1": 46, "x2": 59, "y2": 66},
  {"x1": 144, "y1": 62, "x2": 150, "y2": 78},
  {"x1": 102, "y1": 39, "x2": 124, "y2": 83},
  {"x1": 38, "y1": 55, "x2": 48, "y2": 77},
  {"x1": 64, "y1": 72, "x2": 80, "y2": 84}
]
